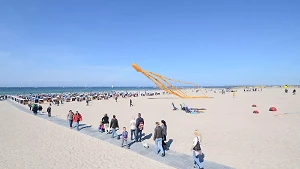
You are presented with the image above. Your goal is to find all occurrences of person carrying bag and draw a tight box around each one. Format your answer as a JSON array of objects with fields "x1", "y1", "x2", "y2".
[{"x1": 191, "y1": 130, "x2": 204, "y2": 169}]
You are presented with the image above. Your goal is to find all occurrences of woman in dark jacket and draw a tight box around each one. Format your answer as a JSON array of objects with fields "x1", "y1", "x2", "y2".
[
  {"x1": 102, "y1": 114, "x2": 110, "y2": 134},
  {"x1": 161, "y1": 120, "x2": 167, "y2": 149}
]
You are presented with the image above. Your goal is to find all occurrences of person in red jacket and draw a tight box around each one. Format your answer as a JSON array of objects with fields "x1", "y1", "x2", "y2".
[{"x1": 73, "y1": 111, "x2": 82, "y2": 131}]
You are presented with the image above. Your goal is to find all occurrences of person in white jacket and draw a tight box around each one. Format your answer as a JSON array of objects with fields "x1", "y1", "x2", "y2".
[
  {"x1": 191, "y1": 129, "x2": 204, "y2": 169},
  {"x1": 129, "y1": 117, "x2": 136, "y2": 140}
]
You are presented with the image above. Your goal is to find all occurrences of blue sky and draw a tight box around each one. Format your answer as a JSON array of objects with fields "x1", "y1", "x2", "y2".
[{"x1": 0, "y1": 0, "x2": 299, "y2": 87}]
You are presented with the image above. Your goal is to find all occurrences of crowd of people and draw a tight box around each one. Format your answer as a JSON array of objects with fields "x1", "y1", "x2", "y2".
[
  {"x1": 0, "y1": 95, "x2": 8, "y2": 101},
  {"x1": 97, "y1": 113, "x2": 170, "y2": 157},
  {"x1": 27, "y1": 104, "x2": 204, "y2": 168},
  {"x1": 29, "y1": 103, "x2": 50, "y2": 116},
  {"x1": 10, "y1": 85, "x2": 300, "y2": 169},
  {"x1": 97, "y1": 112, "x2": 204, "y2": 168}
]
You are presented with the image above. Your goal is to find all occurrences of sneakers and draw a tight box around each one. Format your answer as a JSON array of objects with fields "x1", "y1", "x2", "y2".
[
  {"x1": 121, "y1": 145, "x2": 130, "y2": 149},
  {"x1": 156, "y1": 152, "x2": 165, "y2": 157}
]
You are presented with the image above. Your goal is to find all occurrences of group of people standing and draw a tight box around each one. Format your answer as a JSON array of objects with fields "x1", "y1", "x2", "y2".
[
  {"x1": 30, "y1": 104, "x2": 204, "y2": 167},
  {"x1": 67, "y1": 110, "x2": 83, "y2": 131},
  {"x1": 153, "y1": 120, "x2": 167, "y2": 157},
  {"x1": 98, "y1": 113, "x2": 143, "y2": 140},
  {"x1": 97, "y1": 113, "x2": 170, "y2": 158},
  {"x1": 29, "y1": 103, "x2": 52, "y2": 117},
  {"x1": 68, "y1": 111, "x2": 204, "y2": 167}
]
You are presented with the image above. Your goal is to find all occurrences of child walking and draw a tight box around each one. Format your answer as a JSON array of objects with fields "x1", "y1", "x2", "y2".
[
  {"x1": 121, "y1": 127, "x2": 129, "y2": 149},
  {"x1": 98, "y1": 121, "x2": 105, "y2": 132}
]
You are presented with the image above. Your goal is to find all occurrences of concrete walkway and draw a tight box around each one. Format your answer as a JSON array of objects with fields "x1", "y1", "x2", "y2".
[{"x1": 8, "y1": 100, "x2": 233, "y2": 169}]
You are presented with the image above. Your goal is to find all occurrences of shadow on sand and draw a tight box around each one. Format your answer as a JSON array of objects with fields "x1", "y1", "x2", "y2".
[
  {"x1": 128, "y1": 133, "x2": 153, "y2": 147},
  {"x1": 165, "y1": 139, "x2": 173, "y2": 151},
  {"x1": 79, "y1": 124, "x2": 92, "y2": 130}
]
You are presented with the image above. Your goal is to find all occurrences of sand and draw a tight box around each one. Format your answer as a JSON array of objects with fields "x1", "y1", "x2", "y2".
[
  {"x1": 3, "y1": 87, "x2": 300, "y2": 169},
  {"x1": 0, "y1": 101, "x2": 173, "y2": 169}
]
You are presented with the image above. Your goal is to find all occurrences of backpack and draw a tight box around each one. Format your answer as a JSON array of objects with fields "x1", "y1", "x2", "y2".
[{"x1": 138, "y1": 121, "x2": 144, "y2": 130}]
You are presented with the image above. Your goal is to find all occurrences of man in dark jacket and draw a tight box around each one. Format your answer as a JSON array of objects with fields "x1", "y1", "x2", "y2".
[
  {"x1": 110, "y1": 115, "x2": 119, "y2": 138},
  {"x1": 135, "y1": 113, "x2": 144, "y2": 142},
  {"x1": 154, "y1": 122, "x2": 165, "y2": 157},
  {"x1": 102, "y1": 114, "x2": 109, "y2": 134},
  {"x1": 130, "y1": 99, "x2": 133, "y2": 107},
  {"x1": 47, "y1": 106, "x2": 51, "y2": 117}
]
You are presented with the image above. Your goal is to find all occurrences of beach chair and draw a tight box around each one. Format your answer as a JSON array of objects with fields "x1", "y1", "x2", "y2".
[
  {"x1": 186, "y1": 107, "x2": 205, "y2": 114},
  {"x1": 185, "y1": 107, "x2": 192, "y2": 113},
  {"x1": 172, "y1": 103, "x2": 178, "y2": 110},
  {"x1": 190, "y1": 108, "x2": 206, "y2": 111},
  {"x1": 187, "y1": 108, "x2": 202, "y2": 114}
]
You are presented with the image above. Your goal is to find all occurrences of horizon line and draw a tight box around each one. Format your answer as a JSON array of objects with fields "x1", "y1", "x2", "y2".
[{"x1": 0, "y1": 85, "x2": 299, "y2": 88}]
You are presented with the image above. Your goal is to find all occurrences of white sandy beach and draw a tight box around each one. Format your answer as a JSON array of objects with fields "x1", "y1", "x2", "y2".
[
  {"x1": 37, "y1": 88, "x2": 300, "y2": 169},
  {"x1": 0, "y1": 101, "x2": 173, "y2": 169},
  {"x1": 2, "y1": 87, "x2": 300, "y2": 169}
]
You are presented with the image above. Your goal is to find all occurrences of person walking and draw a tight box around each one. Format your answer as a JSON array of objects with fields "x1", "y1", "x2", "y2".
[
  {"x1": 191, "y1": 129, "x2": 204, "y2": 169},
  {"x1": 135, "y1": 113, "x2": 144, "y2": 142},
  {"x1": 67, "y1": 110, "x2": 74, "y2": 128},
  {"x1": 29, "y1": 103, "x2": 32, "y2": 111},
  {"x1": 130, "y1": 117, "x2": 136, "y2": 140},
  {"x1": 154, "y1": 122, "x2": 165, "y2": 157},
  {"x1": 38, "y1": 105, "x2": 43, "y2": 113},
  {"x1": 102, "y1": 114, "x2": 110, "y2": 134},
  {"x1": 73, "y1": 111, "x2": 82, "y2": 131},
  {"x1": 47, "y1": 105, "x2": 51, "y2": 117},
  {"x1": 161, "y1": 120, "x2": 167, "y2": 150},
  {"x1": 130, "y1": 99, "x2": 133, "y2": 107},
  {"x1": 110, "y1": 115, "x2": 119, "y2": 138},
  {"x1": 31, "y1": 103, "x2": 35, "y2": 112},
  {"x1": 32, "y1": 104, "x2": 38, "y2": 115},
  {"x1": 121, "y1": 127, "x2": 129, "y2": 149},
  {"x1": 98, "y1": 121, "x2": 105, "y2": 133}
]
